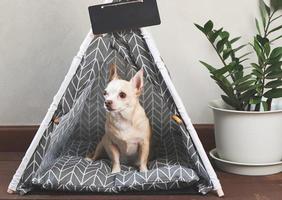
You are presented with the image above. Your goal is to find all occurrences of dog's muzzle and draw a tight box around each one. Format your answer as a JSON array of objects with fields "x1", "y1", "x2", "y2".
[{"x1": 105, "y1": 100, "x2": 114, "y2": 111}]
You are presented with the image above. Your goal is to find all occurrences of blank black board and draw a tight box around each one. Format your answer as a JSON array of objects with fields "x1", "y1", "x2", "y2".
[{"x1": 88, "y1": 0, "x2": 161, "y2": 34}]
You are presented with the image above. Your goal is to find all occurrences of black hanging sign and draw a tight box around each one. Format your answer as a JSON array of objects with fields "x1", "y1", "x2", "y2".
[{"x1": 88, "y1": 0, "x2": 161, "y2": 34}]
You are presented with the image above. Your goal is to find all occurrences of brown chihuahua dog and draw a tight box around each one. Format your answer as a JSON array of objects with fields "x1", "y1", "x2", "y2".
[{"x1": 87, "y1": 64, "x2": 151, "y2": 173}]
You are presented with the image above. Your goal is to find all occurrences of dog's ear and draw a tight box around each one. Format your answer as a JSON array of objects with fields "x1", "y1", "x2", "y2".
[
  {"x1": 130, "y1": 68, "x2": 144, "y2": 96},
  {"x1": 109, "y1": 63, "x2": 119, "y2": 81}
]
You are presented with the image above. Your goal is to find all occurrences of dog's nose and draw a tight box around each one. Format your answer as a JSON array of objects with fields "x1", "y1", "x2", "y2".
[{"x1": 105, "y1": 100, "x2": 113, "y2": 107}]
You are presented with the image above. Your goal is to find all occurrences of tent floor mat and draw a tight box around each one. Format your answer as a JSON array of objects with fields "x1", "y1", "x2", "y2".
[{"x1": 2, "y1": 152, "x2": 282, "y2": 200}]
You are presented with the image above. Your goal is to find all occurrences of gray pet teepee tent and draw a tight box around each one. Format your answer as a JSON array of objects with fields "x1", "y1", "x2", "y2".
[{"x1": 8, "y1": 15, "x2": 223, "y2": 198}]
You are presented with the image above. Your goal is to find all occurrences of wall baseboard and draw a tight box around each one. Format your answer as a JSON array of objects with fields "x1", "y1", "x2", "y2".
[
  {"x1": 0, "y1": 126, "x2": 39, "y2": 152},
  {"x1": 0, "y1": 124, "x2": 215, "y2": 152}
]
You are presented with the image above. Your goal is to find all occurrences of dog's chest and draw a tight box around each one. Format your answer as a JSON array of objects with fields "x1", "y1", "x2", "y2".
[{"x1": 112, "y1": 122, "x2": 143, "y2": 157}]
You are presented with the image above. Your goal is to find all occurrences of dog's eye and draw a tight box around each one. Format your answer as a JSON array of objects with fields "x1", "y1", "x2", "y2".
[
  {"x1": 103, "y1": 91, "x2": 107, "y2": 96},
  {"x1": 119, "y1": 92, "x2": 126, "y2": 99}
]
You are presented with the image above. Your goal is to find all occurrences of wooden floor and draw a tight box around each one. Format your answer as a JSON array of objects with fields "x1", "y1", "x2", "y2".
[{"x1": 1, "y1": 152, "x2": 282, "y2": 200}]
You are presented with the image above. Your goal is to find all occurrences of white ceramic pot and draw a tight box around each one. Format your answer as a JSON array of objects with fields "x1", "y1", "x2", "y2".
[{"x1": 209, "y1": 99, "x2": 282, "y2": 164}]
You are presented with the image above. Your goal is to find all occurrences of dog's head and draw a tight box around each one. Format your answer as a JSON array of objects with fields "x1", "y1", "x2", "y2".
[{"x1": 104, "y1": 64, "x2": 144, "y2": 112}]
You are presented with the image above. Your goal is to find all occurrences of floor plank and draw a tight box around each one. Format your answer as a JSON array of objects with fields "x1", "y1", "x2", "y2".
[{"x1": 0, "y1": 152, "x2": 282, "y2": 200}]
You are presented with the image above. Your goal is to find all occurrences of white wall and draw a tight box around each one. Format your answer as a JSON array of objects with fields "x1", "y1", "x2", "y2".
[{"x1": 0, "y1": 0, "x2": 279, "y2": 125}]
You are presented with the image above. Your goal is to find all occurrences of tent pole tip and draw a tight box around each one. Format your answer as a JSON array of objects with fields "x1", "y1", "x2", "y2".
[
  {"x1": 216, "y1": 188, "x2": 224, "y2": 197},
  {"x1": 7, "y1": 188, "x2": 15, "y2": 194}
]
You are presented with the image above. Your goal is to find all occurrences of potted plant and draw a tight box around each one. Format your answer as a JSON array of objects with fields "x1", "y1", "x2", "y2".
[{"x1": 195, "y1": 0, "x2": 282, "y2": 175}]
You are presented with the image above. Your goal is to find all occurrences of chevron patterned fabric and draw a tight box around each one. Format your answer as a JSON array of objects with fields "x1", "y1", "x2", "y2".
[{"x1": 16, "y1": 30, "x2": 213, "y2": 195}]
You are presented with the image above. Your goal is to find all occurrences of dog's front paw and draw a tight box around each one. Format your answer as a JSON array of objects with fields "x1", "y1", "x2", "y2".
[
  {"x1": 139, "y1": 165, "x2": 148, "y2": 172},
  {"x1": 85, "y1": 157, "x2": 93, "y2": 162},
  {"x1": 111, "y1": 165, "x2": 121, "y2": 174},
  {"x1": 111, "y1": 169, "x2": 121, "y2": 174},
  {"x1": 85, "y1": 154, "x2": 94, "y2": 160}
]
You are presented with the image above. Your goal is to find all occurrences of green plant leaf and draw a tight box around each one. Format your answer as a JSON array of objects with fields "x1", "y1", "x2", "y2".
[
  {"x1": 209, "y1": 28, "x2": 223, "y2": 43},
  {"x1": 268, "y1": 60, "x2": 282, "y2": 66},
  {"x1": 266, "y1": 71, "x2": 282, "y2": 79},
  {"x1": 255, "y1": 18, "x2": 262, "y2": 35},
  {"x1": 249, "y1": 96, "x2": 262, "y2": 104},
  {"x1": 251, "y1": 63, "x2": 263, "y2": 71},
  {"x1": 239, "y1": 58, "x2": 250, "y2": 64},
  {"x1": 241, "y1": 89, "x2": 257, "y2": 101},
  {"x1": 267, "y1": 56, "x2": 282, "y2": 65},
  {"x1": 268, "y1": 25, "x2": 282, "y2": 35},
  {"x1": 264, "y1": 88, "x2": 282, "y2": 98},
  {"x1": 259, "y1": 0, "x2": 269, "y2": 28},
  {"x1": 223, "y1": 49, "x2": 233, "y2": 60},
  {"x1": 216, "y1": 38, "x2": 227, "y2": 52},
  {"x1": 252, "y1": 38, "x2": 266, "y2": 64},
  {"x1": 216, "y1": 81, "x2": 234, "y2": 96},
  {"x1": 211, "y1": 73, "x2": 232, "y2": 86},
  {"x1": 204, "y1": 20, "x2": 214, "y2": 34},
  {"x1": 220, "y1": 31, "x2": 230, "y2": 40},
  {"x1": 264, "y1": 42, "x2": 271, "y2": 56},
  {"x1": 221, "y1": 95, "x2": 240, "y2": 109},
  {"x1": 233, "y1": 75, "x2": 253, "y2": 85},
  {"x1": 200, "y1": 61, "x2": 216, "y2": 72},
  {"x1": 212, "y1": 77, "x2": 235, "y2": 98},
  {"x1": 256, "y1": 35, "x2": 269, "y2": 46},
  {"x1": 260, "y1": 0, "x2": 271, "y2": 15},
  {"x1": 234, "y1": 65, "x2": 244, "y2": 80},
  {"x1": 269, "y1": 47, "x2": 282, "y2": 60},
  {"x1": 230, "y1": 37, "x2": 241, "y2": 44},
  {"x1": 270, "y1": 0, "x2": 282, "y2": 11},
  {"x1": 194, "y1": 23, "x2": 206, "y2": 35},
  {"x1": 265, "y1": 61, "x2": 282, "y2": 73},
  {"x1": 214, "y1": 62, "x2": 236, "y2": 76},
  {"x1": 252, "y1": 69, "x2": 264, "y2": 78},
  {"x1": 234, "y1": 44, "x2": 247, "y2": 53},
  {"x1": 271, "y1": 14, "x2": 282, "y2": 23},
  {"x1": 265, "y1": 80, "x2": 282, "y2": 88},
  {"x1": 271, "y1": 35, "x2": 282, "y2": 43},
  {"x1": 239, "y1": 52, "x2": 252, "y2": 60},
  {"x1": 235, "y1": 80, "x2": 257, "y2": 92}
]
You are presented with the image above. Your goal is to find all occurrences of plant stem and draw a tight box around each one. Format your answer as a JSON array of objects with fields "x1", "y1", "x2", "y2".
[
  {"x1": 247, "y1": 104, "x2": 251, "y2": 111},
  {"x1": 210, "y1": 43, "x2": 228, "y2": 67},
  {"x1": 254, "y1": 11, "x2": 275, "y2": 111},
  {"x1": 255, "y1": 63, "x2": 267, "y2": 111},
  {"x1": 265, "y1": 11, "x2": 276, "y2": 37},
  {"x1": 267, "y1": 98, "x2": 272, "y2": 110},
  {"x1": 270, "y1": 14, "x2": 282, "y2": 23}
]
